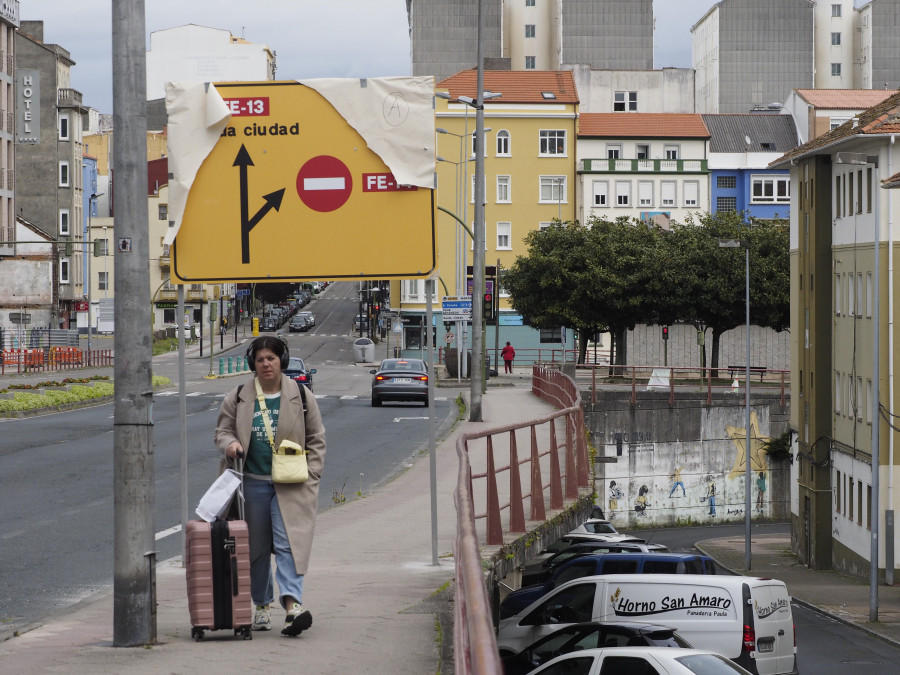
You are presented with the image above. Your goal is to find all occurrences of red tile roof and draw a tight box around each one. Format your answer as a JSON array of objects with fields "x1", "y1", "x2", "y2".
[
  {"x1": 772, "y1": 91, "x2": 900, "y2": 166},
  {"x1": 884, "y1": 171, "x2": 900, "y2": 189},
  {"x1": 795, "y1": 89, "x2": 895, "y2": 110},
  {"x1": 579, "y1": 113, "x2": 710, "y2": 138},
  {"x1": 436, "y1": 70, "x2": 579, "y2": 104}
]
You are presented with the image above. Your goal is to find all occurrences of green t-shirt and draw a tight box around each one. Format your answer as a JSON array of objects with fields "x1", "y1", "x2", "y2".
[{"x1": 246, "y1": 393, "x2": 281, "y2": 476}]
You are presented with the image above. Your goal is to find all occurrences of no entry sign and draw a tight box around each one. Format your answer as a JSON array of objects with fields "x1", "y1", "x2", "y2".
[{"x1": 296, "y1": 155, "x2": 353, "y2": 212}]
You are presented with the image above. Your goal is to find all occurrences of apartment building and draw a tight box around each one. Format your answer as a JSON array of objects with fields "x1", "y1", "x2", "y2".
[
  {"x1": 577, "y1": 113, "x2": 710, "y2": 229},
  {"x1": 771, "y1": 92, "x2": 900, "y2": 577},
  {"x1": 14, "y1": 20, "x2": 87, "y2": 330},
  {"x1": 784, "y1": 89, "x2": 895, "y2": 144},
  {"x1": 409, "y1": 0, "x2": 651, "y2": 80},
  {"x1": 409, "y1": 69, "x2": 579, "y2": 354}
]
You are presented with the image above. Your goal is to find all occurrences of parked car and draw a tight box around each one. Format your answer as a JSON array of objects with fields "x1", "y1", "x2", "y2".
[
  {"x1": 568, "y1": 519, "x2": 645, "y2": 543},
  {"x1": 500, "y1": 621, "x2": 692, "y2": 674},
  {"x1": 354, "y1": 314, "x2": 369, "y2": 331},
  {"x1": 370, "y1": 358, "x2": 428, "y2": 407},
  {"x1": 521, "y1": 539, "x2": 670, "y2": 588},
  {"x1": 526, "y1": 647, "x2": 754, "y2": 675},
  {"x1": 289, "y1": 316, "x2": 309, "y2": 332},
  {"x1": 259, "y1": 316, "x2": 277, "y2": 332},
  {"x1": 297, "y1": 311, "x2": 315, "y2": 328},
  {"x1": 283, "y1": 356, "x2": 315, "y2": 391},
  {"x1": 497, "y1": 574, "x2": 797, "y2": 673},
  {"x1": 501, "y1": 552, "x2": 717, "y2": 619}
]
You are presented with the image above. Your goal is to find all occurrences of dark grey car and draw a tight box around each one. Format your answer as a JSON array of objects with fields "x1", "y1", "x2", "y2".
[{"x1": 370, "y1": 358, "x2": 428, "y2": 407}]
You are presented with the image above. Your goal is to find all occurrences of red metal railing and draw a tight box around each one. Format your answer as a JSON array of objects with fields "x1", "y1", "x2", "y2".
[
  {"x1": 576, "y1": 363, "x2": 788, "y2": 408},
  {"x1": 454, "y1": 364, "x2": 588, "y2": 673},
  {"x1": 0, "y1": 348, "x2": 113, "y2": 375}
]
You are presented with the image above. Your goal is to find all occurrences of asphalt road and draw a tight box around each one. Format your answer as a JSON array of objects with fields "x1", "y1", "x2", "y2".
[{"x1": 0, "y1": 281, "x2": 461, "y2": 640}]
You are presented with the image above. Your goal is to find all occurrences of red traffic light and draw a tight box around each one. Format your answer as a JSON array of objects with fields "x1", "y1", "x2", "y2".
[{"x1": 662, "y1": 326, "x2": 669, "y2": 340}]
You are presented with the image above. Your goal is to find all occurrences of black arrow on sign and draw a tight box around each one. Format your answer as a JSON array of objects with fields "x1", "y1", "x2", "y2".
[{"x1": 234, "y1": 144, "x2": 286, "y2": 264}]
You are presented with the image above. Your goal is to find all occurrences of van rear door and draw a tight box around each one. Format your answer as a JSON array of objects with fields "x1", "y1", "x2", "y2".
[{"x1": 748, "y1": 581, "x2": 796, "y2": 675}]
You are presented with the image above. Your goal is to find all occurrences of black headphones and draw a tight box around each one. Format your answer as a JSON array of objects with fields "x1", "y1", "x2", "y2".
[{"x1": 246, "y1": 336, "x2": 290, "y2": 372}]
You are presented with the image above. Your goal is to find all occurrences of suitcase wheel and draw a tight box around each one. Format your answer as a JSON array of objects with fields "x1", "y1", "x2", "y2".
[
  {"x1": 239, "y1": 626, "x2": 252, "y2": 640},
  {"x1": 192, "y1": 627, "x2": 205, "y2": 641}
]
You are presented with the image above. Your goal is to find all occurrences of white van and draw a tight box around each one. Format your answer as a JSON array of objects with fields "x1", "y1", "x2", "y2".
[{"x1": 497, "y1": 574, "x2": 797, "y2": 675}]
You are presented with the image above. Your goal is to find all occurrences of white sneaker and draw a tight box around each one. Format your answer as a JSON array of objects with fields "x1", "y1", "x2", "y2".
[
  {"x1": 252, "y1": 604, "x2": 272, "y2": 631},
  {"x1": 281, "y1": 603, "x2": 312, "y2": 637}
]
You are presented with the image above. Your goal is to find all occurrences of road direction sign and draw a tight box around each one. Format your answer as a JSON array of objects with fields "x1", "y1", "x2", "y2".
[
  {"x1": 171, "y1": 81, "x2": 435, "y2": 283},
  {"x1": 441, "y1": 295, "x2": 472, "y2": 322}
]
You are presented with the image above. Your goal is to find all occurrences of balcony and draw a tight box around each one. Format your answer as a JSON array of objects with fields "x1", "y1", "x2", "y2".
[
  {"x1": 158, "y1": 289, "x2": 177, "y2": 301},
  {"x1": 187, "y1": 289, "x2": 207, "y2": 301},
  {"x1": 57, "y1": 88, "x2": 84, "y2": 108},
  {"x1": 579, "y1": 158, "x2": 708, "y2": 174}
]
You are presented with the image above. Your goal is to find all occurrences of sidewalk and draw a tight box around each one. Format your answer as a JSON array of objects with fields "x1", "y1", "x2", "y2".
[
  {"x1": 697, "y1": 533, "x2": 900, "y2": 648},
  {"x1": 0, "y1": 356, "x2": 558, "y2": 673}
]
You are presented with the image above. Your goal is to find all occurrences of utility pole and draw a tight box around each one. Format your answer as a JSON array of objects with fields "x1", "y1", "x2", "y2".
[
  {"x1": 470, "y1": 0, "x2": 486, "y2": 421},
  {"x1": 112, "y1": 0, "x2": 156, "y2": 646}
]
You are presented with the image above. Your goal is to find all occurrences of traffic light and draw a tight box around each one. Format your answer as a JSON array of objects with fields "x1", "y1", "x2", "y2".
[
  {"x1": 662, "y1": 326, "x2": 669, "y2": 341},
  {"x1": 483, "y1": 293, "x2": 494, "y2": 320}
]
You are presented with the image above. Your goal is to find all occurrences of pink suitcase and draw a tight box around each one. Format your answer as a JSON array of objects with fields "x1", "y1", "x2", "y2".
[{"x1": 185, "y1": 517, "x2": 253, "y2": 640}]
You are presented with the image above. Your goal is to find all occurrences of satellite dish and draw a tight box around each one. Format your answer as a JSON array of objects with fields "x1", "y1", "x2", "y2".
[{"x1": 745, "y1": 135, "x2": 752, "y2": 146}]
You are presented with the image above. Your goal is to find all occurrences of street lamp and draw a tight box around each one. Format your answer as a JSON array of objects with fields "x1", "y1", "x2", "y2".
[{"x1": 719, "y1": 237, "x2": 751, "y2": 571}]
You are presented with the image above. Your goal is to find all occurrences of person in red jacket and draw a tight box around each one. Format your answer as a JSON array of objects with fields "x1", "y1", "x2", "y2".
[{"x1": 500, "y1": 341, "x2": 516, "y2": 373}]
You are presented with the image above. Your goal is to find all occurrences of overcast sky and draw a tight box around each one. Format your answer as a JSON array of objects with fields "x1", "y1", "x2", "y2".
[{"x1": 25, "y1": 0, "x2": 842, "y2": 114}]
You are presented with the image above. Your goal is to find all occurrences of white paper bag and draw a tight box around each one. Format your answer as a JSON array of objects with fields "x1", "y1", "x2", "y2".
[{"x1": 195, "y1": 469, "x2": 242, "y2": 522}]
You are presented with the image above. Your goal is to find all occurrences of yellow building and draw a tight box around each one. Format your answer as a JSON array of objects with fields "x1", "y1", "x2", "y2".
[
  {"x1": 83, "y1": 130, "x2": 169, "y2": 176},
  {"x1": 392, "y1": 70, "x2": 579, "y2": 360}
]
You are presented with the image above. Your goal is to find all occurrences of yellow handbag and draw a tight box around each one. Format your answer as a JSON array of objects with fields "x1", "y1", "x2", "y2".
[{"x1": 254, "y1": 379, "x2": 309, "y2": 484}]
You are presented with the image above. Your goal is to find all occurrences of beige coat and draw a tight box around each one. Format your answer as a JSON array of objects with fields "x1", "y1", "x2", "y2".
[{"x1": 214, "y1": 374, "x2": 326, "y2": 574}]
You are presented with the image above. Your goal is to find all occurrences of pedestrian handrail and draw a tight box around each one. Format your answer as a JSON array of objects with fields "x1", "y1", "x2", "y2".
[
  {"x1": 574, "y1": 363, "x2": 788, "y2": 407},
  {"x1": 0, "y1": 348, "x2": 113, "y2": 374},
  {"x1": 454, "y1": 365, "x2": 589, "y2": 673}
]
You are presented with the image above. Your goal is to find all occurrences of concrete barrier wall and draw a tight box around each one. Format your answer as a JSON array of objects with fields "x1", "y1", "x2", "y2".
[{"x1": 585, "y1": 389, "x2": 791, "y2": 531}]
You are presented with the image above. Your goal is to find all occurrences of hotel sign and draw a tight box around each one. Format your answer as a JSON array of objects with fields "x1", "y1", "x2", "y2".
[
  {"x1": 16, "y1": 69, "x2": 39, "y2": 144},
  {"x1": 0, "y1": 1, "x2": 19, "y2": 27}
]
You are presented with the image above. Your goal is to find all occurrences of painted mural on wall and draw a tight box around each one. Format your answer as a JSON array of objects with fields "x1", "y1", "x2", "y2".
[{"x1": 602, "y1": 408, "x2": 771, "y2": 528}]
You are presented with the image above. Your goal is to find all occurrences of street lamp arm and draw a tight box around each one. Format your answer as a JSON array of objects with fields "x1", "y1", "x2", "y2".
[{"x1": 437, "y1": 205, "x2": 474, "y2": 241}]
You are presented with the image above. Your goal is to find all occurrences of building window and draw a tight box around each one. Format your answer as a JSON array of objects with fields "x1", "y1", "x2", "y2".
[
  {"x1": 835, "y1": 175, "x2": 842, "y2": 217},
  {"x1": 525, "y1": 56, "x2": 536, "y2": 70},
  {"x1": 496, "y1": 175, "x2": 511, "y2": 203},
  {"x1": 496, "y1": 130, "x2": 510, "y2": 156},
  {"x1": 831, "y1": 32, "x2": 841, "y2": 46},
  {"x1": 592, "y1": 180, "x2": 608, "y2": 207},
  {"x1": 606, "y1": 144, "x2": 622, "y2": 159},
  {"x1": 717, "y1": 196, "x2": 737, "y2": 212},
  {"x1": 526, "y1": 0, "x2": 535, "y2": 5},
  {"x1": 717, "y1": 175, "x2": 737, "y2": 189},
  {"x1": 539, "y1": 327, "x2": 562, "y2": 343},
  {"x1": 684, "y1": 181, "x2": 699, "y2": 207},
  {"x1": 830, "y1": 116, "x2": 850, "y2": 130},
  {"x1": 539, "y1": 130, "x2": 566, "y2": 155},
  {"x1": 99, "y1": 238, "x2": 110, "y2": 256},
  {"x1": 867, "y1": 272, "x2": 873, "y2": 317},
  {"x1": 538, "y1": 221, "x2": 553, "y2": 230},
  {"x1": 832, "y1": 3, "x2": 841, "y2": 17},
  {"x1": 831, "y1": 63, "x2": 842, "y2": 77},
  {"x1": 99, "y1": 271, "x2": 109, "y2": 291},
  {"x1": 857, "y1": 170, "x2": 863, "y2": 214},
  {"x1": 497, "y1": 222, "x2": 511, "y2": 249},
  {"x1": 835, "y1": 372, "x2": 842, "y2": 414},
  {"x1": 613, "y1": 91, "x2": 637, "y2": 112},
  {"x1": 159, "y1": 204, "x2": 168, "y2": 220},
  {"x1": 59, "y1": 162, "x2": 70, "y2": 187},
  {"x1": 867, "y1": 379, "x2": 873, "y2": 423},
  {"x1": 835, "y1": 274, "x2": 842, "y2": 314},
  {"x1": 751, "y1": 175, "x2": 790, "y2": 203},
  {"x1": 470, "y1": 174, "x2": 487, "y2": 204},
  {"x1": 525, "y1": 24, "x2": 535, "y2": 38},
  {"x1": 661, "y1": 181, "x2": 676, "y2": 206},
  {"x1": 848, "y1": 274, "x2": 855, "y2": 316},
  {"x1": 59, "y1": 209, "x2": 70, "y2": 236},
  {"x1": 867, "y1": 167, "x2": 872, "y2": 212},
  {"x1": 615, "y1": 181, "x2": 631, "y2": 206},
  {"x1": 638, "y1": 181, "x2": 653, "y2": 207},
  {"x1": 58, "y1": 114, "x2": 70, "y2": 140},
  {"x1": 539, "y1": 176, "x2": 566, "y2": 203},
  {"x1": 664, "y1": 145, "x2": 679, "y2": 160},
  {"x1": 636, "y1": 144, "x2": 649, "y2": 159},
  {"x1": 60, "y1": 258, "x2": 70, "y2": 284}
]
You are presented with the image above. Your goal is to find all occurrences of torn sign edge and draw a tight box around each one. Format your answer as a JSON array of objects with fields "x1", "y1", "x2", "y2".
[{"x1": 163, "y1": 76, "x2": 436, "y2": 246}]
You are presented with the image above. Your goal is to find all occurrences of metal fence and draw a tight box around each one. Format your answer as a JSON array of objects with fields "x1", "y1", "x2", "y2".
[
  {"x1": 454, "y1": 364, "x2": 589, "y2": 673},
  {"x1": 0, "y1": 328, "x2": 80, "y2": 350}
]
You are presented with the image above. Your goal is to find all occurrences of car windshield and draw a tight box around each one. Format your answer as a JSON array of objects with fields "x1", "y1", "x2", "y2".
[
  {"x1": 287, "y1": 358, "x2": 305, "y2": 370},
  {"x1": 380, "y1": 359, "x2": 425, "y2": 373}
]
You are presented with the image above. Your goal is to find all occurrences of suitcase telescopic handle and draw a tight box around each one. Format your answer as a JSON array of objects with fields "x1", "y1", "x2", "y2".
[{"x1": 234, "y1": 452, "x2": 245, "y2": 522}]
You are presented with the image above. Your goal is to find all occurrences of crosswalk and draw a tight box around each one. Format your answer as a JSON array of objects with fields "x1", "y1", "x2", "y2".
[{"x1": 153, "y1": 390, "x2": 450, "y2": 402}]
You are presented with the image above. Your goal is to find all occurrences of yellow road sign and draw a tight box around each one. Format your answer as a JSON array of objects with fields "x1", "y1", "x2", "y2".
[{"x1": 172, "y1": 81, "x2": 436, "y2": 283}]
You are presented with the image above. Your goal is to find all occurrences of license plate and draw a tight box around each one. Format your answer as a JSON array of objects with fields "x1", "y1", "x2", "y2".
[
  {"x1": 757, "y1": 641, "x2": 774, "y2": 653},
  {"x1": 392, "y1": 377, "x2": 413, "y2": 384}
]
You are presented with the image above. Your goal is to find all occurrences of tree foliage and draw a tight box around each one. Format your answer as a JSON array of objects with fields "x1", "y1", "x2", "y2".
[{"x1": 504, "y1": 212, "x2": 789, "y2": 366}]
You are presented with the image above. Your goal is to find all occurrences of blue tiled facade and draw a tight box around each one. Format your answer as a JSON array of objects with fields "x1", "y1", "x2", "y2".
[{"x1": 710, "y1": 168, "x2": 791, "y2": 220}]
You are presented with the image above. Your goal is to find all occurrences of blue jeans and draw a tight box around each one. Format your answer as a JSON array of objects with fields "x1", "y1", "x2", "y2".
[{"x1": 243, "y1": 476, "x2": 305, "y2": 609}]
